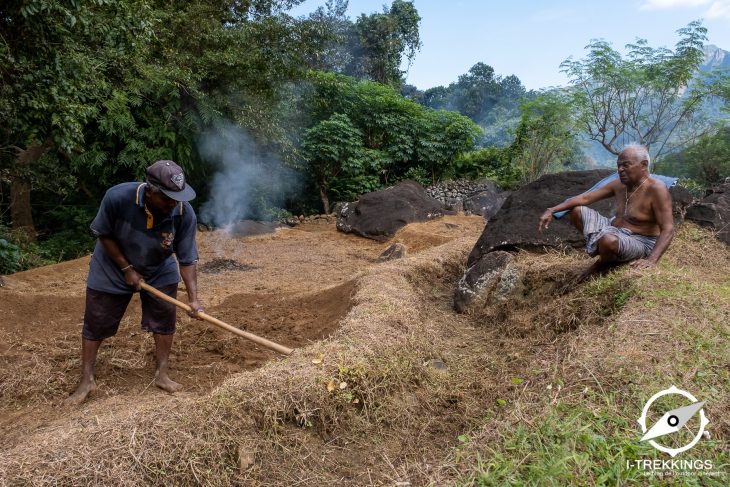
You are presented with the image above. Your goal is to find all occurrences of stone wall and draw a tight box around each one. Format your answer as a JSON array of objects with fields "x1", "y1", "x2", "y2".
[{"x1": 426, "y1": 179, "x2": 507, "y2": 217}]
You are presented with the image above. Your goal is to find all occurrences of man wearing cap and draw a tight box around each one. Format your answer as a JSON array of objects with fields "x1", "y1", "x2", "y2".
[{"x1": 66, "y1": 160, "x2": 204, "y2": 405}]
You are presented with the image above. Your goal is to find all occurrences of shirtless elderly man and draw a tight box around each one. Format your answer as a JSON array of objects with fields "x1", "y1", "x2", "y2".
[{"x1": 538, "y1": 144, "x2": 675, "y2": 279}]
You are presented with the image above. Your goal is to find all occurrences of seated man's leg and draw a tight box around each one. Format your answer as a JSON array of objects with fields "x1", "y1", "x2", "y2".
[
  {"x1": 596, "y1": 234, "x2": 620, "y2": 263},
  {"x1": 578, "y1": 232, "x2": 621, "y2": 283},
  {"x1": 611, "y1": 232, "x2": 657, "y2": 263},
  {"x1": 569, "y1": 206, "x2": 585, "y2": 233},
  {"x1": 573, "y1": 206, "x2": 613, "y2": 241}
]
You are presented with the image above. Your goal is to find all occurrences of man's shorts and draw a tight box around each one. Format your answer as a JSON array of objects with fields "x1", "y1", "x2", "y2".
[
  {"x1": 82, "y1": 284, "x2": 178, "y2": 341},
  {"x1": 579, "y1": 207, "x2": 657, "y2": 262}
]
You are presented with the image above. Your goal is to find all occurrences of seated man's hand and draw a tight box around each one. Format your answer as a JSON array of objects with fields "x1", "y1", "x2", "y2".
[
  {"x1": 630, "y1": 259, "x2": 656, "y2": 270},
  {"x1": 187, "y1": 300, "x2": 204, "y2": 320},
  {"x1": 538, "y1": 209, "x2": 554, "y2": 233}
]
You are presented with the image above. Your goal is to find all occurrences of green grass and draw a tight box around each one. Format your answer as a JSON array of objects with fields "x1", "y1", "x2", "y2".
[
  {"x1": 458, "y1": 393, "x2": 728, "y2": 486},
  {"x1": 451, "y1": 232, "x2": 730, "y2": 486}
]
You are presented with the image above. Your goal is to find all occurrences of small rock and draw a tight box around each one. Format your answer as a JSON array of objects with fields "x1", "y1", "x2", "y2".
[
  {"x1": 427, "y1": 359, "x2": 448, "y2": 370},
  {"x1": 378, "y1": 242, "x2": 408, "y2": 261},
  {"x1": 238, "y1": 447, "x2": 255, "y2": 472},
  {"x1": 454, "y1": 250, "x2": 522, "y2": 313}
]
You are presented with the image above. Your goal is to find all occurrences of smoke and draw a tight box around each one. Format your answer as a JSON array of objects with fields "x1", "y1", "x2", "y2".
[{"x1": 198, "y1": 122, "x2": 300, "y2": 228}]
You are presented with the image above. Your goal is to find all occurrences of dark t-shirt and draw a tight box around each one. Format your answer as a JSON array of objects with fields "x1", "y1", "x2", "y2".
[{"x1": 87, "y1": 182, "x2": 199, "y2": 294}]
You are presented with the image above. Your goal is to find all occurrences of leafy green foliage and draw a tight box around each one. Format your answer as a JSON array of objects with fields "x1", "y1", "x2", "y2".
[
  {"x1": 416, "y1": 109, "x2": 482, "y2": 182},
  {"x1": 0, "y1": 0, "x2": 157, "y2": 236},
  {"x1": 561, "y1": 20, "x2": 713, "y2": 158},
  {"x1": 0, "y1": 225, "x2": 23, "y2": 274},
  {"x1": 301, "y1": 71, "x2": 481, "y2": 210},
  {"x1": 0, "y1": 0, "x2": 155, "y2": 154},
  {"x1": 303, "y1": 113, "x2": 369, "y2": 212},
  {"x1": 35, "y1": 204, "x2": 97, "y2": 261},
  {"x1": 509, "y1": 92, "x2": 582, "y2": 183},
  {"x1": 301, "y1": 0, "x2": 421, "y2": 88},
  {"x1": 420, "y1": 62, "x2": 530, "y2": 146},
  {"x1": 352, "y1": 0, "x2": 421, "y2": 86},
  {"x1": 452, "y1": 147, "x2": 513, "y2": 187},
  {"x1": 656, "y1": 125, "x2": 730, "y2": 187}
]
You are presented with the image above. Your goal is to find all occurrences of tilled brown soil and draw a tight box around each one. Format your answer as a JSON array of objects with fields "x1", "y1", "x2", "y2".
[{"x1": 0, "y1": 216, "x2": 485, "y2": 451}]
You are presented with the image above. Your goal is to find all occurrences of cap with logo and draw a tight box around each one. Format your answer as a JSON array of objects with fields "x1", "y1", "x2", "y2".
[{"x1": 146, "y1": 160, "x2": 196, "y2": 202}]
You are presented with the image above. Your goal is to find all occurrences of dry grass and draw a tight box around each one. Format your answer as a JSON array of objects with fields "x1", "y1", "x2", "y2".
[
  {"x1": 429, "y1": 224, "x2": 730, "y2": 486},
  {"x1": 0, "y1": 237, "x2": 478, "y2": 485},
  {"x1": 1, "y1": 223, "x2": 727, "y2": 486}
]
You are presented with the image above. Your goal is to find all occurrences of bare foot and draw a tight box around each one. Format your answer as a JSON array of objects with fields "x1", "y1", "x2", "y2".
[
  {"x1": 154, "y1": 372, "x2": 183, "y2": 393},
  {"x1": 576, "y1": 260, "x2": 622, "y2": 284},
  {"x1": 64, "y1": 379, "x2": 97, "y2": 406},
  {"x1": 576, "y1": 261, "x2": 604, "y2": 284}
]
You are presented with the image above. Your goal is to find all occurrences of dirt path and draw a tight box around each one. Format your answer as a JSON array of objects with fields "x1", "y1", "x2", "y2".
[{"x1": 0, "y1": 216, "x2": 485, "y2": 450}]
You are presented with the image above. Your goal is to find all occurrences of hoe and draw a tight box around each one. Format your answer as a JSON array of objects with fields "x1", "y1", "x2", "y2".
[{"x1": 140, "y1": 282, "x2": 293, "y2": 356}]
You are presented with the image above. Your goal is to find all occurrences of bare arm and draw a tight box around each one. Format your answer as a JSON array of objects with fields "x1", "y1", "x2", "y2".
[
  {"x1": 179, "y1": 263, "x2": 203, "y2": 318},
  {"x1": 538, "y1": 183, "x2": 616, "y2": 232},
  {"x1": 99, "y1": 236, "x2": 141, "y2": 290},
  {"x1": 631, "y1": 185, "x2": 674, "y2": 269}
]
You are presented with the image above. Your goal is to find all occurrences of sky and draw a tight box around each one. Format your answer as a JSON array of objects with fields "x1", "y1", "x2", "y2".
[{"x1": 290, "y1": 0, "x2": 730, "y2": 91}]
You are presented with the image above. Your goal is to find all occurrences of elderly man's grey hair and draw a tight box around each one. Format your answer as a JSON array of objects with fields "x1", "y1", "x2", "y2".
[{"x1": 622, "y1": 143, "x2": 652, "y2": 171}]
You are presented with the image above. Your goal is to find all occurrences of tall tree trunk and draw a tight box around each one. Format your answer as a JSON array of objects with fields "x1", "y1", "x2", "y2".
[
  {"x1": 10, "y1": 142, "x2": 47, "y2": 242},
  {"x1": 319, "y1": 185, "x2": 330, "y2": 215}
]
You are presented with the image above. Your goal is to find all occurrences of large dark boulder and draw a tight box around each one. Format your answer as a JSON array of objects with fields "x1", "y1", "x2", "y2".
[
  {"x1": 669, "y1": 185, "x2": 694, "y2": 226},
  {"x1": 686, "y1": 180, "x2": 730, "y2": 246},
  {"x1": 466, "y1": 170, "x2": 614, "y2": 266},
  {"x1": 463, "y1": 180, "x2": 510, "y2": 219},
  {"x1": 456, "y1": 171, "x2": 696, "y2": 312},
  {"x1": 466, "y1": 170, "x2": 694, "y2": 267},
  {"x1": 336, "y1": 181, "x2": 449, "y2": 241}
]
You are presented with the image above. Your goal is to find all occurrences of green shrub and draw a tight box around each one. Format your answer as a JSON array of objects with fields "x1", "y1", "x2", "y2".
[
  {"x1": 35, "y1": 205, "x2": 97, "y2": 263},
  {"x1": 453, "y1": 147, "x2": 521, "y2": 189},
  {"x1": 0, "y1": 223, "x2": 52, "y2": 273},
  {"x1": 0, "y1": 234, "x2": 23, "y2": 274},
  {"x1": 677, "y1": 178, "x2": 706, "y2": 199},
  {"x1": 402, "y1": 166, "x2": 431, "y2": 186}
]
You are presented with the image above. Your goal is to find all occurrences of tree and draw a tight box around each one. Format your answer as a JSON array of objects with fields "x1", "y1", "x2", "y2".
[
  {"x1": 656, "y1": 125, "x2": 730, "y2": 186},
  {"x1": 509, "y1": 92, "x2": 580, "y2": 183},
  {"x1": 1, "y1": 0, "x2": 332, "y2": 245},
  {"x1": 0, "y1": 0, "x2": 155, "y2": 239},
  {"x1": 302, "y1": 113, "x2": 369, "y2": 213},
  {"x1": 560, "y1": 20, "x2": 713, "y2": 159},
  {"x1": 350, "y1": 0, "x2": 421, "y2": 86},
  {"x1": 416, "y1": 110, "x2": 482, "y2": 183},
  {"x1": 301, "y1": 71, "x2": 481, "y2": 205},
  {"x1": 419, "y1": 62, "x2": 529, "y2": 146}
]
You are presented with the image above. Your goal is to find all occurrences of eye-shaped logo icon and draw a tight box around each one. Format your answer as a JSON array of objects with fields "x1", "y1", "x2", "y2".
[{"x1": 638, "y1": 385, "x2": 709, "y2": 457}]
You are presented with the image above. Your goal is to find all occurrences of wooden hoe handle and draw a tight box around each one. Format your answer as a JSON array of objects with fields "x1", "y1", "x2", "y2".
[{"x1": 139, "y1": 282, "x2": 293, "y2": 356}]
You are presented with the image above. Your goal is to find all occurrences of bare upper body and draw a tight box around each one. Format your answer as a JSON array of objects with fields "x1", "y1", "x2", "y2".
[{"x1": 538, "y1": 146, "x2": 675, "y2": 268}]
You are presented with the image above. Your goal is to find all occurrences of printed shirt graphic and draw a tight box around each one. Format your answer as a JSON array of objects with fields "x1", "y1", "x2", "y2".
[{"x1": 87, "y1": 182, "x2": 198, "y2": 294}]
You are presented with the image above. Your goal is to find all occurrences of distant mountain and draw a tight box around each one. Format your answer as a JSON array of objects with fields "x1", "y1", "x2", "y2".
[{"x1": 701, "y1": 45, "x2": 730, "y2": 72}]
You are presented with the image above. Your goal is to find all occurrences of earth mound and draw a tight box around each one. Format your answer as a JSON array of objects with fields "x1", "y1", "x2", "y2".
[{"x1": 1, "y1": 212, "x2": 727, "y2": 486}]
